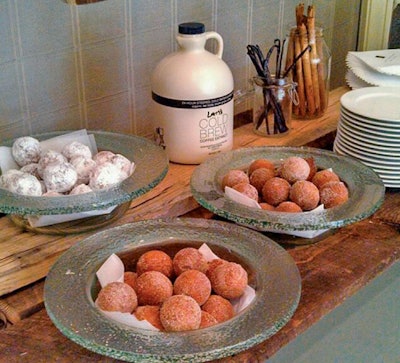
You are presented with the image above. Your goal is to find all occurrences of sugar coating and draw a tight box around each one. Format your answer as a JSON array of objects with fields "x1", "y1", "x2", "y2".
[
  {"x1": 208, "y1": 261, "x2": 248, "y2": 300},
  {"x1": 97, "y1": 281, "x2": 138, "y2": 313},
  {"x1": 173, "y1": 269, "x2": 211, "y2": 306},
  {"x1": 232, "y1": 182, "x2": 259, "y2": 201},
  {"x1": 221, "y1": 169, "x2": 249, "y2": 189},
  {"x1": 160, "y1": 294, "x2": 202, "y2": 332},
  {"x1": 110, "y1": 154, "x2": 135, "y2": 178},
  {"x1": 93, "y1": 150, "x2": 115, "y2": 165},
  {"x1": 20, "y1": 163, "x2": 40, "y2": 179},
  {"x1": 136, "y1": 250, "x2": 174, "y2": 278},
  {"x1": 200, "y1": 310, "x2": 218, "y2": 328},
  {"x1": 6, "y1": 172, "x2": 42, "y2": 196},
  {"x1": 70, "y1": 155, "x2": 97, "y2": 185},
  {"x1": 135, "y1": 271, "x2": 173, "y2": 306},
  {"x1": 62, "y1": 141, "x2": 92, "y2": 160},
  {"x1": 69, "y1": 183, "x2": 93, "y2": 195},
  {"x1": 0, "y1": 170, "x2": 24, "y2": 189},
  {"x1": 280, "y1": 156, "x2": 310, "y2": 184},
  {"x1": 202, "y1": 294, "x2": 234, "y2": 323},
  {"x1": 37, "y1": 150, "x2": 67, "y2": 178},
  {"x1": 173, "y1": 247, "x2": 208, "y2": 276},
  {"x1": 320, "y1": 181, "x2": 349, "y2": 208},
  {"x1": 12, "y1": 136, "x2": 42, "y2": 166},
  {"x1": 42, "y1": 161, "x2": 78, "y2": 193},
  {"x1": 289, "y1": 180, "x2": 320, "y2": 211},
  {"x1": 262, "y1": 177, "x2": 291, "y2": 206},
  {"x1": 89, "y1": 162, "x2": 125, "y2": 190}
]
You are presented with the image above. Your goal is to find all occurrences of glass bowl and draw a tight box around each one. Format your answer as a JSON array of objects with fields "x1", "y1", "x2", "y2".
[
  {"x1": 190, "y1": 146, "x2": 385, "y2": 234},
  {"x1": 0, "y1": 130, "x2": 168, "y2": 234},
  {"x1": 44, "y1": 218, "x2": 301, "y2": 362}
]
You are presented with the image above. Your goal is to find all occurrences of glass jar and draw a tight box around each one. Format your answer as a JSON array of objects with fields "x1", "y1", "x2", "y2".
[
  {"x1": 285, "y1": 26, "x2": 331, "y2": 119},
  {"x1": 251, "y1": 76, "x2": 297, "y2": 137}
]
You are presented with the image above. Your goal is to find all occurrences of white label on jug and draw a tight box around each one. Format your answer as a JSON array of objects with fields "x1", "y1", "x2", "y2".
[{"x1": 152, "y1": 92, "x2": 234, "y2": 164}]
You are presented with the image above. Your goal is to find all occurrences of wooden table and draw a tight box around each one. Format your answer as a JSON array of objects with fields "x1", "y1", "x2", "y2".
[{"x1": 0, "y1": 87, "x2": 399, "y2": 362}]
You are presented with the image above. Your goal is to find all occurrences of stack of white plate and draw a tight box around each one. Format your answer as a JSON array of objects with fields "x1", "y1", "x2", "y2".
[{"x1": 334, "y1": 87, "x2": 400, "y2": 188}]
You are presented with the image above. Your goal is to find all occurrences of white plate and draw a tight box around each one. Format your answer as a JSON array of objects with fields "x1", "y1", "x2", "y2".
[
  {"x1": 339, "y1": 120, "x2": 400, "y2": 146},
  {"x1": 340, "y1": 116, "x2": 400, "y2": 138},
  {"x1": 341, "y1": 87, "x2": 400, "y2": 122},
  {"x1": 341, "y1": 107, "x2": 400, "y2": 129},
  {"x1": 337, "y1": 131, "x2": 400, "y2": 156}
]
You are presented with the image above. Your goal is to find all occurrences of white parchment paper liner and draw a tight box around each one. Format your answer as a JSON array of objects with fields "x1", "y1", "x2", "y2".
[
  {"x1": 95, "y1": 243, "x2": 256, "y2": 331},
  {"x1": 0, "y1": 129, "x2": 117, "y2": 227}
]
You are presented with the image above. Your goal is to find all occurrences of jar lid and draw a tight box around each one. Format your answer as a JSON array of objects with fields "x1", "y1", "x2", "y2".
[{"x1": 178, "y1": 22, "x2": 205, "y2": 35}]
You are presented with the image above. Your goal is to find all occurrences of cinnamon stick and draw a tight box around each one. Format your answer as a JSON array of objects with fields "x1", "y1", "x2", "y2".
[
  {"x1": 316, "y1": 29, "x2": 328, "y2": 112},
  {"x1": 299, "y1": 23, "x2": 315, "y2": 115},
  {"x1": 307, "y1": 5, "x2": 321, "y2": 113},
  {"x1": 293, "y1": 29, "x2": 307, "y2": 117}
]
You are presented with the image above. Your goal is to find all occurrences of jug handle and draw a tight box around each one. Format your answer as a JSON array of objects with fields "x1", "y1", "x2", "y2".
[{"x1": 205, "y1": 31, "x2": 224, "y2": 58}]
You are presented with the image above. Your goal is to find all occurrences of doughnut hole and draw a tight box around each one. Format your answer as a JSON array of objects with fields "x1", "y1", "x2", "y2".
[
  {"x1": 275, "y1": 201, "x2": 303, "y2": 213},
  {"x1": 135, "y1": 271, "x2": 173, "y2": 306},
  {"x1": 97, "y1": 281, "x2": 138, "y2": 313},
  {"x1": 232, "y1": 182, "x2": 259, "y2": 202},
  {"x1": 248, "y1": 158, "x2": 275, "y2": 176},
  {"x1": 320, "y1": 181, "x2": 349, "y2": 208},
  {"x1": 249, "y1": 167, "x2": 275, "y2": 194},
  {"x1": 202, "y1": 295, "x2": 234, "y2": 323},
  {"x1": 136, "y1": 250, "x2": 174, "y2": 278},
  {"x1": 261, "y1": 177, "x2": 291, "y2": 206},
  {"x1": 221, "y1": 169, "x2": 249, "y2": 189},
  {"x1": 160, "y1": 295, "x2": 201, "y2": 332},
  {"x1": 173, "y1": 270, "x2": 211, "y2": 306},
  {"x1": 289, "y1": 180, "x2": 320, "y2": 211},
  {"x1": 312, "y1": 169, "x2": 340, "y2": 189},
  {"x1": 280, "y1": 156, "x2": 310, "y2": 184}
]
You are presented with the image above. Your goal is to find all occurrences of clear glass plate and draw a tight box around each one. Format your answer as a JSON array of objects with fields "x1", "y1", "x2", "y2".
[
  {"x1": 44, "y1": 218, "x2": 301, "y2": 362},
  {"x1": 0, "y1": 131, "x2": 169, "y2": 215},
  {"x1": 190, "y1": 146, "x2": 385, "y2": 232}
]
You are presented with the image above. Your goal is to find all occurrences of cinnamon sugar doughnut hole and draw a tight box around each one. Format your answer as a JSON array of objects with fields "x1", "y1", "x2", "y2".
[
  {"x1": 173, "y1": 269, "x2": 211, "y2": 305},
  {"x1": 202, "y1": 295, "x2": 234, "y2": 323},
  {"x1": 249, "y1": 167, "x2": 275, "y2": 193},
  {"x1": 135, "y1": 271, "x2": 173, "y2": 306},
  {"x1": 208, "y1": 261, "x2": 248, "y2": 299},
  {"x1": 221, "y1": 169, "x2": 249, "y2": 189},
  {"x1": 248, "y1": 158, "x2": 275, "y2": 176},
  {"x1": 173, "y1": 247, "x2": 208, "y2": 276},
  {"x1": 261, "y1": 177, "x2": 291, "y2": 206},
  {"x1": 312, "y1": 169, "x2": 340, "y2": 190},
  {"x1": 206, "y1": 259, "x2": 228, "y2": 280},
  {"x1": 160, "y1": 295, "x2": 202, "y2": 332},
  {"x1": 232, "y1": 182, "x2": 259, "y2": 202},
  {"x1": 97, "y1": 281, "x2": 138, "y2": 313},
  {"x1": 275, "y1": 201, "x2": 302, "y2": 213},
  {"x1": 279, "y1": 156, "x2": 310, "y2": 184},
  {"x1": 289, "y1": 180, "x2": 320, "y2": 211},
  {"x1": 259, "y1": 202, "x2": 275, "y2": 211},
  {"x1": 123, "y1": 271, "x2": 137, "y2": 289},
  {"x1": 200, "y1": 310, "x2": 219, "y2": 328},
  {"x1": 134, "y1": 305, "x2": 163, "y2": 330},
  {"x1": 320, "y1": 181, "x2": 349, "y2": 208},
  {"x1": 136, "y1": 250, "x2": 174, "y2": 278},
  {"x1": 305, "y1": 157, "x2": 317, "y2": 181}
]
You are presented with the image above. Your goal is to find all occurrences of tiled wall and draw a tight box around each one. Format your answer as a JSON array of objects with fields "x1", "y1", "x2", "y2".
[{"x1": 0, "y1": 0, "x2": 360, "y2": 142}]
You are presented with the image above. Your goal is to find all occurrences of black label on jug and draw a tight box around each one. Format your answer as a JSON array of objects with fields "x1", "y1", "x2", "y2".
[{"x1": 152, "y1": 91, "x2": 234, "y2": 109}]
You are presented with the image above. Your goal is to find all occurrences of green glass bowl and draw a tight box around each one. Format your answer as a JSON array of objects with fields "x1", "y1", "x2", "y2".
[
  {"x1": 44, "y1": 218, "x2": 301, "y2": 362},
  {"x1": 0, "y1": 130, "x2": 169, "y2": 215},
  {"x1": 190, "y1": 146, "x2": 385, "y2": 232}
]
